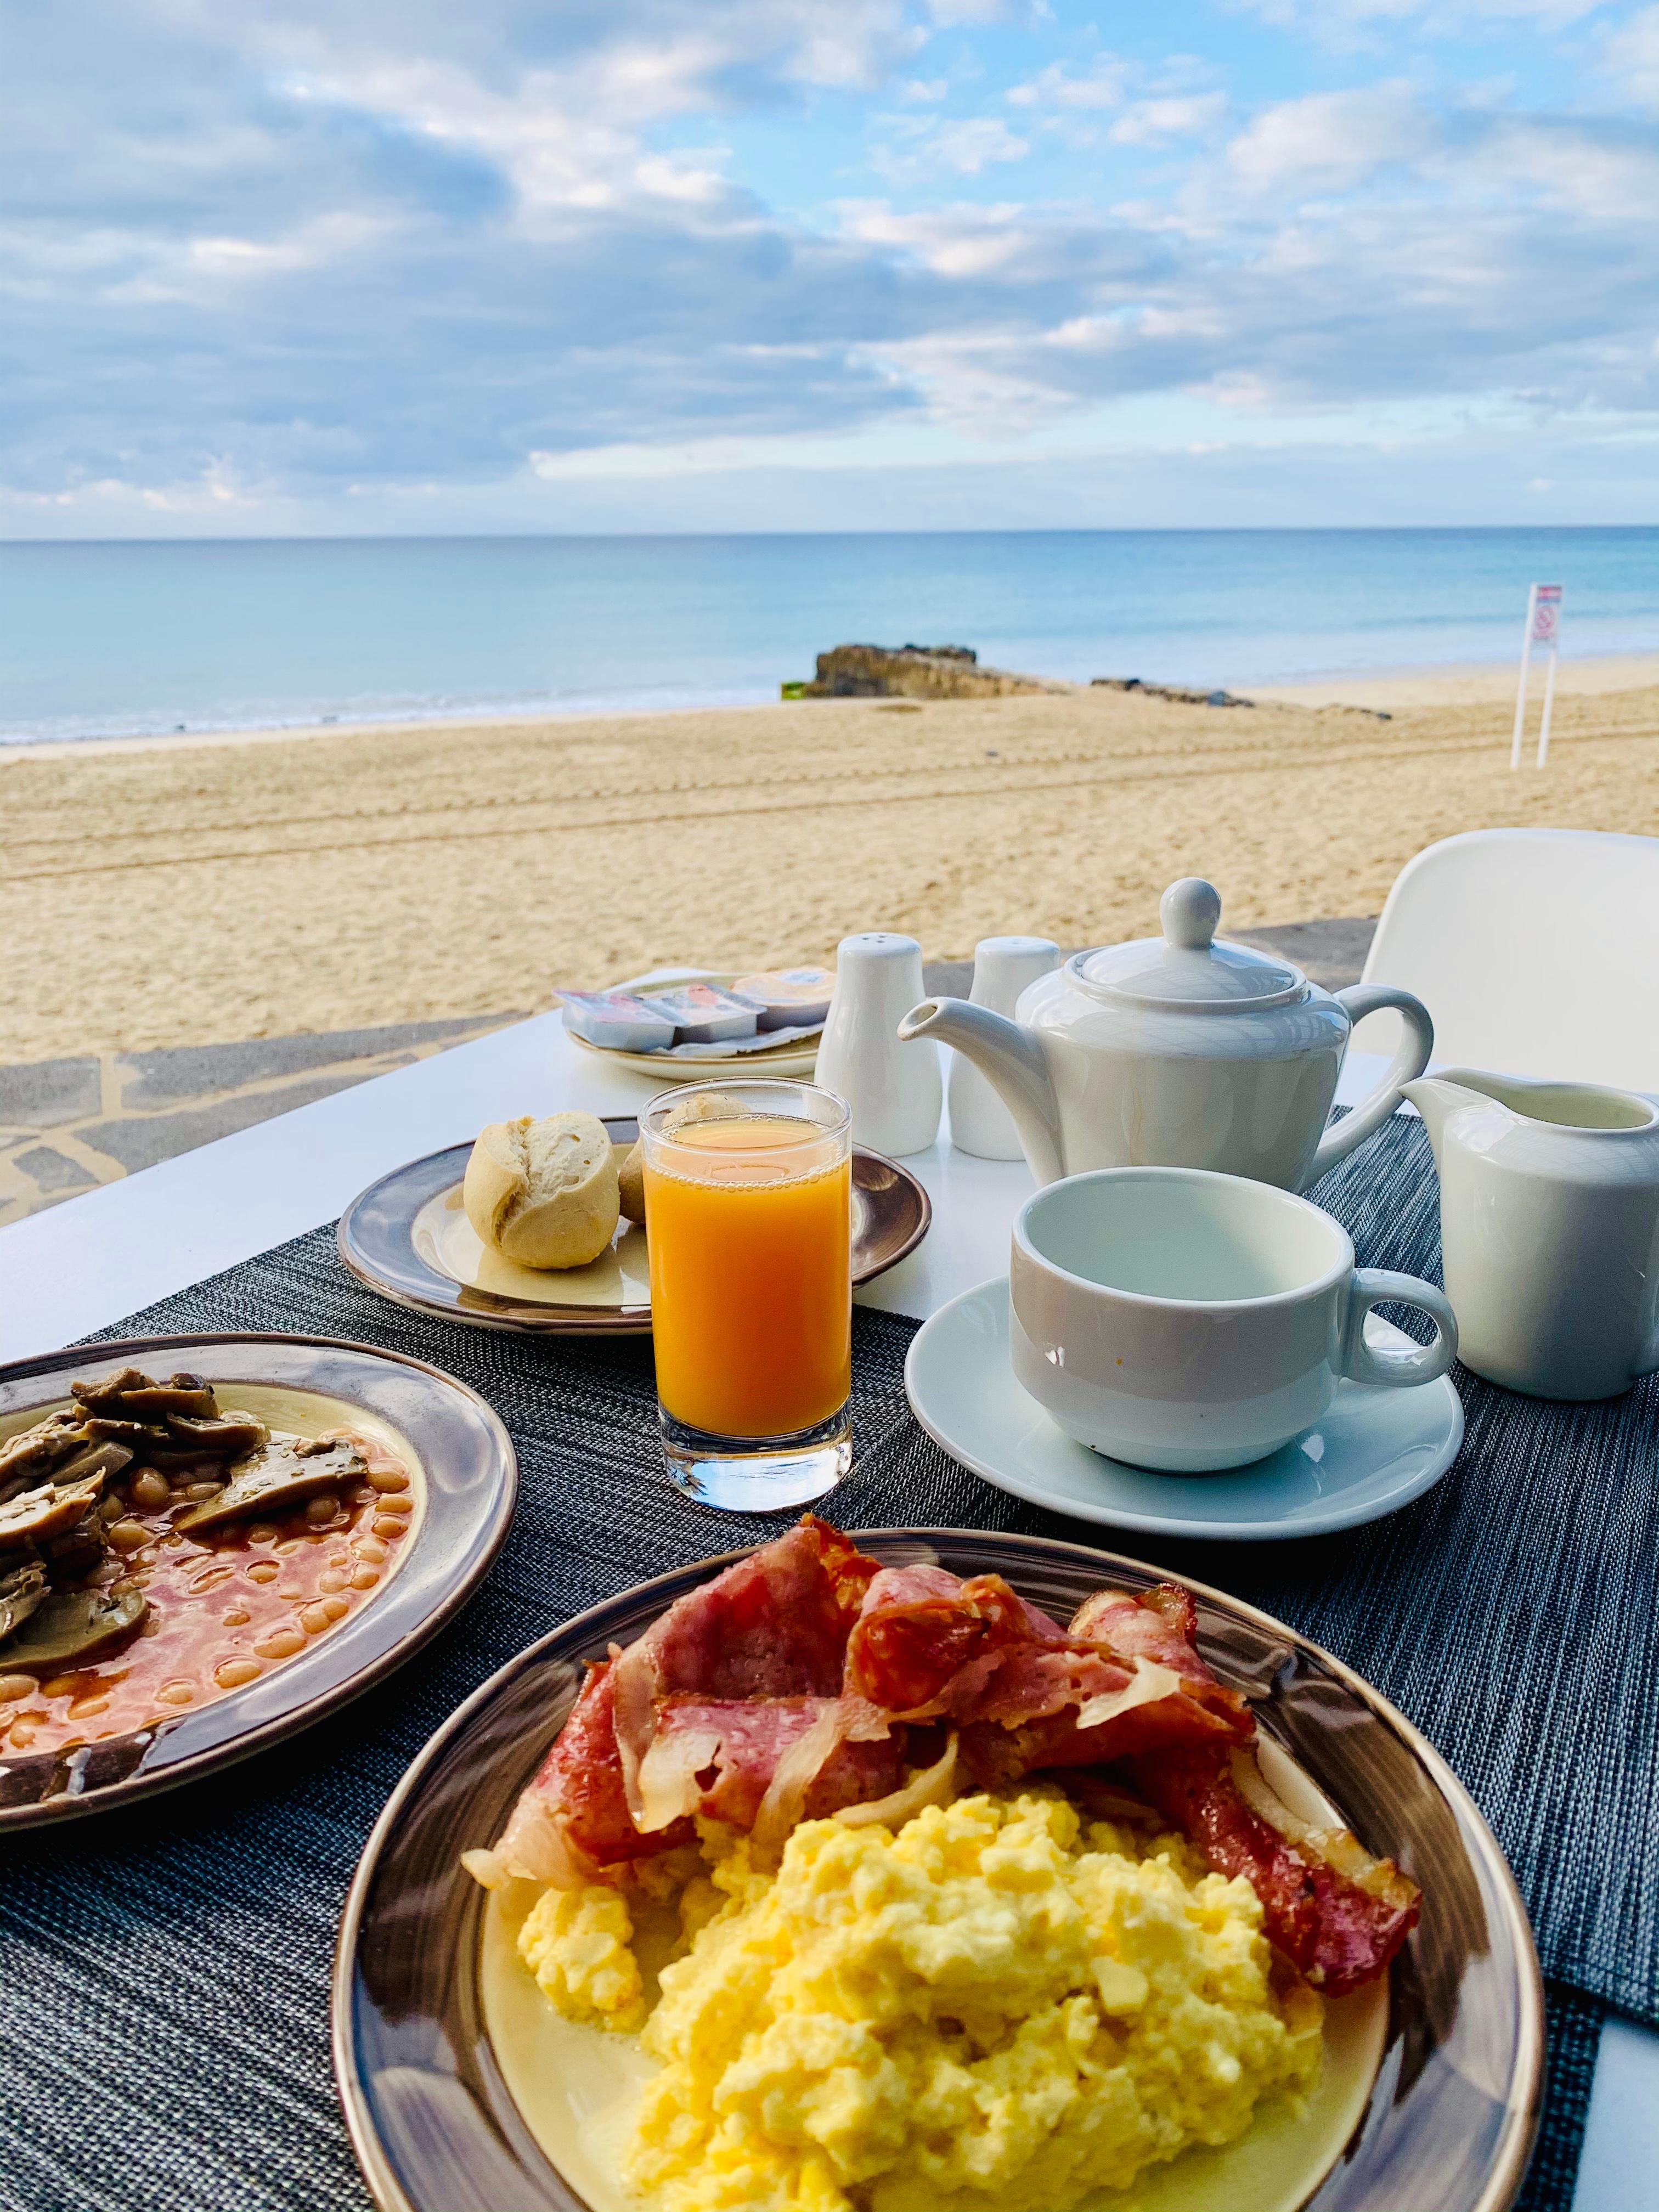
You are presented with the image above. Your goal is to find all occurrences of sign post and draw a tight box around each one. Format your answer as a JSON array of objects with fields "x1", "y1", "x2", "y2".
[{"x1": 1511, "y1": 584, "x2": 1562, "y2": 770}]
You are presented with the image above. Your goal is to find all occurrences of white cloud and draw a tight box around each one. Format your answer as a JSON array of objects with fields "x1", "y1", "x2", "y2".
[
  {"x1": 1603, "y1": 5, "x2": 1659, "y2": 105},
  {"x1": 1226, "y1": 84, "x2": 1437, "y2": 192},
  {"x1": 1110, "y1": 94, "x2": 1226, "y2": 146},
  {"x1": 1007, "y1": 58, "x2": 1128, "y2": 110},
  {"x1": 874, "y1": 113, "x2": 1031, "y2": 178}
]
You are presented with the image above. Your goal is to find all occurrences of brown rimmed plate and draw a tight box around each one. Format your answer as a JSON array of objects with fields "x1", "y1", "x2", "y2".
[
  {"x1": 0, "y1": 1332, "x2": 516, "y2": 1829},
  {"x1": 337, "y1": 1122, "x2": 932, "y2": 1337},
  {"x1": 332, "y1": 1528, "x2": 1543, "y2": 2212}
]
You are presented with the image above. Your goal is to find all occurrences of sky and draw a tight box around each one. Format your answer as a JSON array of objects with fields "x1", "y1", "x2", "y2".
[{"x1": 5, "y1": 0, "x2": 1659, "y2": 535}]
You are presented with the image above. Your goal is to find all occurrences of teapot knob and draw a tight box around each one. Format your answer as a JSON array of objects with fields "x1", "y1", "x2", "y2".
[{"x1": 1160, "y1": 878, "x2": 1221, "y2": 951}]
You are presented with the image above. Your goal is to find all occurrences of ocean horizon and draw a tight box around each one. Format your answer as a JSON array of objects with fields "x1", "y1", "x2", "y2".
[{"x1": 2, "y1": 525, "x2": 1655, "y2": 747}]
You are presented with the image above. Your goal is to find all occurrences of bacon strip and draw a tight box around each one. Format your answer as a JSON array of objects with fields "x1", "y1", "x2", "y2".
[
  {"x1": 481, "y1": 1519, "x2": 888, "y2": 1884},
  {"x1": 648, "y1": 1697, "x2": 902, "y2": 1838},
  {"x1": 1128, "y1": 1746, "x2": 1420, "y2": 1996}
]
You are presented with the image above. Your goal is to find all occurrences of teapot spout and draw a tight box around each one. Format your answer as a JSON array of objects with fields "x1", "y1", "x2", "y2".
[
  {"x1": 1401, "y1": 1073, "x2": 1511, "y2": 1163},
  {"x1": 898, "y1": 998, "x2": 1064, "y2": 1184}
]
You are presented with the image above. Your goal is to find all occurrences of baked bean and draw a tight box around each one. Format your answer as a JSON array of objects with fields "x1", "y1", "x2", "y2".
[
  {"x1": 320, "y1": 1595, "x2": 348, "y2": 1622},
  {"x1": 41, "y1": 1674, "x2": 81, "y2": 1699},
  {"x1": 253, "y1": 1627, "x2": 306, "y2": 1661},
  {"x1": 222, "y1": 1607, "x2": 251, "y2": 1627},
  {"x1": 368, "y1": 1464, "x2": 409, "y2": 1494},
  {"x1": 155, "y1": 1681, "x2": 194, "y2": 1707},
  {"x1": 245, "y1": 1522, "x2": 279, "y2": 1545},
  {"x1": 273, "y1": 1538, "x2": 303, "y2": 1555},
  {"x1": 350, "y1": 1485, "x2": 377, "y2": 1505},
  {"x1": 132, "y1": 1469, "x2": 171, "y2": 1511},
  {"x1": 317, "y1": 1570, "x2": 348, "y2": 1594},
  {"x1": 355, "y1": 1534, "x2": 388, "y2": 1562},
  {"x1": 349, "y1": 1565, "x2": 380, "y2": 1591},
  {"x1": 246, "y1": 1561, "x2": 280, "y2": 1585},
  {"x1": 67, "y1": 1694, "x2": 110, "y2": 1720},
  {"x1": 108, "y1": 1520, "x2": 149, "y2": 1553},
  {"x1": 0, "y1": 1674, "x2": 35, "y2": 1702},
  {"x1": 371, "y1": 1514, "x2": 407, "y2": 1541},
  {"x1": 375, "y1": 1492, "x2": 413, "y2": 1519},
  {"x1": 10, "y1": 1716, "x2": 39, "y2": 1747},
  {"x1": 215, "y1": 1659, "x2": 262, "y2": 1689},
  {"x1": 304, "y1": 1494, "x2": 337, "y2": 1527},
  {"x1": 184, "y1": 1481, "x2": 223, "y2": 1502},
  {"x1": 299, "y1": 1603, "x2": 331, "y2": 1634}
]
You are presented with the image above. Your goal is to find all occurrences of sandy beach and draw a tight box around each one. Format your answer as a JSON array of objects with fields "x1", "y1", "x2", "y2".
[{"x1": 3, "y1": 661, "x2": 1656, "y2": 1063}]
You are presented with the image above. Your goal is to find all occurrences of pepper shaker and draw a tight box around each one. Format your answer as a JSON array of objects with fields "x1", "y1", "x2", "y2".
[
  {"x1": 947, "y1": 936, "x2": 1062, "y2": 1159},
  {"x1": 815, "y1": 933, "x2": 943, "y2": 1157}
]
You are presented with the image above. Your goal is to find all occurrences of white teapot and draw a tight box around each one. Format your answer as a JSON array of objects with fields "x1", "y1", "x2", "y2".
[{"x1": 898, "y1": 878, "x2": 1433, "y2": 1192}]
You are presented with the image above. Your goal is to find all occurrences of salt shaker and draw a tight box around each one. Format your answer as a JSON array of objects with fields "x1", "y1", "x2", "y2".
[
  {"x1": 947, "y1": 936, "x2": 1062, "y2": 1159},
  {"x1": 815, "y1": 933, "x2": 943, "y2": 1157}
]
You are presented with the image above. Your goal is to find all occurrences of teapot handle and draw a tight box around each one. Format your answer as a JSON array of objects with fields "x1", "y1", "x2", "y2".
[{"x1": 1306, "y1": 986, "x2": 1435, "y2": 1184}]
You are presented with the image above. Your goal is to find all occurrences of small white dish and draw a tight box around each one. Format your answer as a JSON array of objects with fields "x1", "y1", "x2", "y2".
[{"x1": 905, "y1": 1278, "x2": 1465, "y2": 1541}]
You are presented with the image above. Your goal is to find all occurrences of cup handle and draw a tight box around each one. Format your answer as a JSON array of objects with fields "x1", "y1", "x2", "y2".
[
  {"x1": 1306, "y1": 986, "x2": 1435, "y2": 1184},
  {"x1": 1341, "y1": 1269, "x2": 1459, "y2": 1389}
]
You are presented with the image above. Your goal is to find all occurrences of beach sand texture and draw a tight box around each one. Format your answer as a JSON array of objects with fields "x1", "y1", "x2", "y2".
[{"x1": 3, "y1": 674, "x2": 1657, "y2": 1062}]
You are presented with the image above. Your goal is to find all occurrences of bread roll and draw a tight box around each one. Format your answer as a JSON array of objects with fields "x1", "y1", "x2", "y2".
[
  {"x1": 618, "y1": 1138, "x2": 646, "y2": 1225},
  {"x1": 463, "y1": 1113, "x2": 620, "y2": 1269}
]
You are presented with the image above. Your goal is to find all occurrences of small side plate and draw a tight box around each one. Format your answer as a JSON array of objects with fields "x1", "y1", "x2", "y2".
[
  {"x1": 338, "y1": 1125, "x2": 931, "y2": 1337},
  {"x1": 0, "y1": 1333, "x2": 516, "y2": 1827},
  {"x1": 562, "y1": 970, "x2": 822, "y2": 1079},
  {"x1": 905, "y1": 1278, "x2": 1465, "y2": 1542}
]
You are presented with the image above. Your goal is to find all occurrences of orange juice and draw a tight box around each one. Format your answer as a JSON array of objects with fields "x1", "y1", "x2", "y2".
[{"x1": 645, "y1": 1116, "x2": 852, "y2": 1439}]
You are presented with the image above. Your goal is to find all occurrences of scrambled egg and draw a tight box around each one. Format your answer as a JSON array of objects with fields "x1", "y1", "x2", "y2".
[{"x1": 520, "y1": 1790, "x2": 1323, "y2": 2212}]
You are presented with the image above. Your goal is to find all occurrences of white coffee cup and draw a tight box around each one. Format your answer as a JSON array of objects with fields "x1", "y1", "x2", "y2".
[{"x1": 1009, "y1": 1166, "x2": 1458, "y2": 1471}]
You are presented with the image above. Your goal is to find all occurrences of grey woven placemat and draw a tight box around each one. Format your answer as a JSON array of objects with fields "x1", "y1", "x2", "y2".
[{"x1": 1, "y1": 1110, "x2": 1649, "y2": 2210}]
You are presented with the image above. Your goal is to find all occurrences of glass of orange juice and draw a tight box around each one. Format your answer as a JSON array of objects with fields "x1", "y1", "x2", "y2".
[{"x1": 641, "y1": 1077, "x2": 853, "y2": 1510}]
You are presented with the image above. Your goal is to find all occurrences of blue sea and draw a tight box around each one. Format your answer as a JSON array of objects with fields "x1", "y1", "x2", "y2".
[{"x1": 1, "y1": 528, "x2": 1654, "y2": 746}]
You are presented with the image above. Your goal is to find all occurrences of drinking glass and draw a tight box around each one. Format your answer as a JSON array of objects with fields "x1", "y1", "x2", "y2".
[{"x1": 641, "y1": 1077, "x2": 853, "y2": 1510}]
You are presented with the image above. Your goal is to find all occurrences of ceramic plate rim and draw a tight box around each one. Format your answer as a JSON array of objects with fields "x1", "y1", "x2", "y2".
[
  {"x1": 331, "y1": 1524, "x2": 1543, "y2": 2212},
  {"x1": 337, "y1": 1135, "x2": 932, "y2": 1337},
  {"x1": 0, "y1": 1330, "x2": 517, "y2": 1828},
  {"x1": 905, "y1": 1277, "x2": 1465, "y2": 1542}
]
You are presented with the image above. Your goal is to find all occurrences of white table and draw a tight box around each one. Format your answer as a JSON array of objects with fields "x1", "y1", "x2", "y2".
[{"x1": 0, "y1": 1015, "x2": 1651, "y2": 2205}]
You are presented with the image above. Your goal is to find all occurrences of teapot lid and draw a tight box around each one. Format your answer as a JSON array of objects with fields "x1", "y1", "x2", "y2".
[{"x1": 1074, "y1": 879, "x2": 1306, "y2": 1012}]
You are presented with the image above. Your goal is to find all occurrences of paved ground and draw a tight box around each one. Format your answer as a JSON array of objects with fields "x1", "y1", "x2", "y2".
[{"x1": 0, "y1": 918, "x2": 1375, "y2": 1227}]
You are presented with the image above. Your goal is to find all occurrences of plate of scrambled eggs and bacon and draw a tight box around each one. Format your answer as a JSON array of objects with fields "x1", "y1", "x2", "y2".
[{"x1": 333, "y1": 1522, "x2": 1543, "y2": 2212}]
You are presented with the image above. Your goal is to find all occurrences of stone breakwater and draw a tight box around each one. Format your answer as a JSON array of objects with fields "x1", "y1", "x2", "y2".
[{"x1": 793, "y1": 644, "x2": 1067, "y2": 701}]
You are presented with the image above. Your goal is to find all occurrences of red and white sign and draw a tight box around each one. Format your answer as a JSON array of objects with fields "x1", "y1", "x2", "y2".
[{"x1": 1513, "y1": 584, "x2": 1565, "y2": 770}]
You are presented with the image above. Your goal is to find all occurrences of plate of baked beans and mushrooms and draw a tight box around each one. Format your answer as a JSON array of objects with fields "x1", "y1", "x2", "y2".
[{"x1": 0, "y1": 1331, "x2": 516, "y2": 1825}]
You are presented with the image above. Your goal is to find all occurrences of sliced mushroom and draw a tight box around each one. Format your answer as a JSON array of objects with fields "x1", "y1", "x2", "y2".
[
  {"x1": 77, "y1": 1416, "x2": 172, "y2": 1449},
  {"x1": 0, "y1": 1472, "x2": 107, "y2": 1549},
  {"x1": 1, "y1": 1587, "x2": 148, "y2": 1672},
  {"x1": 174, "y1": 1438, "x2": 366, "y2": 1531},
  {"x1": 0, "y1": 1562, "x2": 48, "y2": 1643},
  {"x1": 161, "y1": 1410, "x2": 270, "y2": 1459},
  {"x1": 49, "y1": 1441, "x2": 134, "y2": 1488},
  {"x1": 70, "y1": 1367, "x2": 157, "y2": 1412},
  {"x1": 109, "y1": 1374, "x2": 219, "y2": 1418},
  {"x1": 0, "y1": 1411, "x2": 91, "y2": 1495}
]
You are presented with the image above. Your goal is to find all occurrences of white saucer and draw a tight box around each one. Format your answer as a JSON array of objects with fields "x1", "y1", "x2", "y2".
[{"x1": 904, "y1": 1278, "x2": 1465, "y2": 1542}]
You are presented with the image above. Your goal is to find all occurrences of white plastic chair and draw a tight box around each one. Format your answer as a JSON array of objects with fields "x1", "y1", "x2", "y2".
[{"x1": 1348, "y1": 828, "x2": 1659, "y2": 1091}]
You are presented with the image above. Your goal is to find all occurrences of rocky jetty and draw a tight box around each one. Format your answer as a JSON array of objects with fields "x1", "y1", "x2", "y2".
[
  {"x1": 791, "y1": 644, "x2": 1065, "y2": 701},
  {"x1": 1091, "y1": 676, "x2": 1254, "y2": 709}
]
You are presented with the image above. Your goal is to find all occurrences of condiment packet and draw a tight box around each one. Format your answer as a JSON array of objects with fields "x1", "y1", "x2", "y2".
[
  {"x1": 731, "y1": 967, "x2": 835, "y2": 1030},
  {"x1": 558, "y1": 989, "x2": 678, "y2": 1052},
  {"x1": 637, "y1": 983, "x2": 759, "y2": 1045}
]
